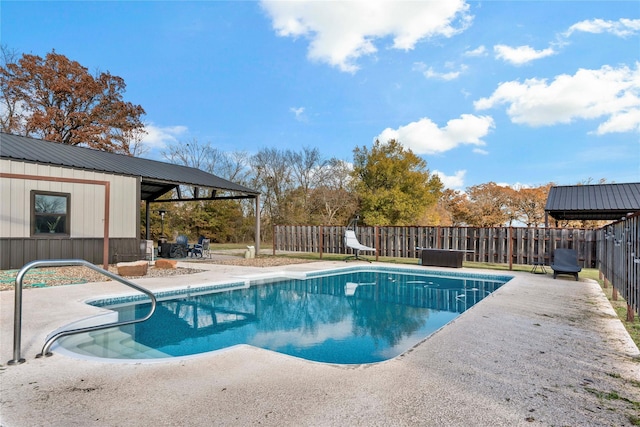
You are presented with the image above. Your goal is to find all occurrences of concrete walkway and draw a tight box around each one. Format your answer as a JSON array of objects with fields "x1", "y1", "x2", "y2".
[{"x1": 1, "y1": 262, "x2": 638, "y2": 426}]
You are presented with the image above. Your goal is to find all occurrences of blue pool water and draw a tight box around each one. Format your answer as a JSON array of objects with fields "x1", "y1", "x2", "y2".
[{"x1": 57, "y1": 267, "x2": 512, "y2": 364}]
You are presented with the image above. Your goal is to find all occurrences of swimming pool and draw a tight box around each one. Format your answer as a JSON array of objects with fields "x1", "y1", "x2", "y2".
[{"x1": 56, "y1": 266, "x2": 512, "y2": 364}]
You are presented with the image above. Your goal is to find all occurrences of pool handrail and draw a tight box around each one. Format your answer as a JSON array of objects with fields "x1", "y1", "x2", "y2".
[{"x1": 8, "y1": 259, "x2": 157, "y2": 365}]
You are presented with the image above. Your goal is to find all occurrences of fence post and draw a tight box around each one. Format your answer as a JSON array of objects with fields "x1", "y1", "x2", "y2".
[
  {"x1": 509, "y1": 226, "x2": 513, "y2": 271},
  {"x1": 375, "y1": 226, "x2": 380, "y2": 261},
  {"x1": 272, "y1": 225, "x2": 276, "y2": 256},
  {"x1": 319, "y1": 225, "x2": 323, "y2": 259}
]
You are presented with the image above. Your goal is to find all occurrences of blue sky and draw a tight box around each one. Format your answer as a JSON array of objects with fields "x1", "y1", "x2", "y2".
[{"x1": 2, "y1": 1, "x2": 639, "y2": 190}]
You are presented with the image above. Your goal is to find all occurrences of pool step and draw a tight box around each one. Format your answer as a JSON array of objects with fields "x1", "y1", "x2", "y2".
[{"x1": 57, "y1": 329, "x2": 169, "y2": 359}]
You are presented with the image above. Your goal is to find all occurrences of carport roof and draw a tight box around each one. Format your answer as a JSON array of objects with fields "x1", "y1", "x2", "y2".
[
  {"x1": 545, "y1": 183, "x2": 640, "y2": 221},
  {"x1": 0, "y1": 133, "x2": 259, "y2": 201}
]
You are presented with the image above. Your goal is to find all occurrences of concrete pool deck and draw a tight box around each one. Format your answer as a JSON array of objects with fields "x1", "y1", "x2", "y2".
[{"x1": 1, "y1": 261, "x2": 639, "y2": 426}]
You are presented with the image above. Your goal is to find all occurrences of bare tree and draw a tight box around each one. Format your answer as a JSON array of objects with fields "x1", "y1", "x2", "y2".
[
  {"x1": 308, "y1": 158, "x2": 358, "y2": 225},
  {"x1": 0, "y1": 45, "x2": 23, "y2": 134},
  {"x1": 250, "y1": 148, "x2": 294, "y2": 225},
  {"x1": 126, "y1": 126, "x2": 150, "y2": 157}
]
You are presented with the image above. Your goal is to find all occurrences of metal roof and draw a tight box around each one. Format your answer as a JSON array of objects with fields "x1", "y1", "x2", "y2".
[
  {"x1": 0, "y1": 132, "x2": 259, "y2": 201},
  {"x1": 545, "y1": 183, "x2": 640, "y2": 221}
]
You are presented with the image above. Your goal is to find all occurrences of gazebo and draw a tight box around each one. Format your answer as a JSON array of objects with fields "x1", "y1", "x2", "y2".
[{"x1": 545, "y1": 183, "x2": 640, "y2": 226}]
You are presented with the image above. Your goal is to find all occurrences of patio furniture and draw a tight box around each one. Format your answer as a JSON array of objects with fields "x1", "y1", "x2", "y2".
[
  {"x1": 191, "y1": 238, "x2": 211, "y2": 258},
  {"x1": 551, "y1": 248, "x2": 582, "y2": 281},
  {"x1": 418, "y1": 248, "x2": 466, "y2": 268},
  {"x1": 344, "y1": 230, "x2": 376, "y2": 262},
  {"x1": 530, "y1": 262, "x2": 547, "y2": 274}
]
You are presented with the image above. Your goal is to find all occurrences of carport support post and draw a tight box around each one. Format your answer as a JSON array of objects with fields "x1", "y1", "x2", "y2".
[
  {"x1": 145, "y1": 200, "x2": 151, "y2": 240},
  {"x1": 255, "y1": 195, "x2": 260, "y2": 255}
]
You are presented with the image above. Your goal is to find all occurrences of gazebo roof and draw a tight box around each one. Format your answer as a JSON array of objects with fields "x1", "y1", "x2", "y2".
[{"x1": 545, "y1": 183, "x2": 640, "y2": 221}]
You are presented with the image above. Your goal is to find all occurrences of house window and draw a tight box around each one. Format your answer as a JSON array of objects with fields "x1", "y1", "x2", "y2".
[{"x1": 32, "y1": 191, "x2": 70, "y2": 236}]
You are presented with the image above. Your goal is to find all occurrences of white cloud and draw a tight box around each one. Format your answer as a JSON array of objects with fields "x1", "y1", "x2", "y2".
[
  {"x1": 494, "y1": 44, "x2": 556, "y2": 65},
  {"x1": 375, "y1": 114, "x2": 495, "y2": 155},
  {"x1": 594, "y1": 108, "x2": 640, "y2": 135},
  {"x1": 290, "y1": 106, "x2": 307, "y2": 122},
  {"x1": 433, "y1": 169, "x2": 466, "y2": 189},
  {"x1": 564, "y1": 18, "x2": 640, "y2": 38},
  {"x1": 260, "y1": 0, "x2": 472, "y2": 72},
  {"x1": 464, "y1": 45, "x2": 487, "y2": 57},
  {"x1": 474, "y1": 63, "x2": 640, "y2": 134},
  {"x1": 141, "y1": 124, "x2": 188, "y2": 150},
  {"x1": 414, "y1": 62, "x2": 467, "y2": 81}
]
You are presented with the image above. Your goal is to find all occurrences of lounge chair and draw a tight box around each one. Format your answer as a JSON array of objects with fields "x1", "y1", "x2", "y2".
[
  {"x1": 550, "y1": 248, "x2": 582, "y2": 281},
  {"x1": 344, "y1": 229, "x2": 376, "y2": 262},
  {"x1": 344, "y1": 281, "x2": 376, "y2": 296}
]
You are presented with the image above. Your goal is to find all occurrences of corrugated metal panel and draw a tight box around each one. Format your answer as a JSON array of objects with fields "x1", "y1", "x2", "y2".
[
  {"x1": 0, "y1": 132, "x2": 259, "y2": 198},
  {"x1": 545, "y1": 183, "x2": 640, "y2": 220}
]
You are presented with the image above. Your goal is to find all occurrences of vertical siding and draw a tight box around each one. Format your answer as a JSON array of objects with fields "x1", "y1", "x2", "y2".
[
  {"x1": 0, "y1": 237, "x2": 143, "y2": 269},
  {"x1": 108, "y1": 174, "x2": 138, "y2": 238},
  {"x1": 1, "y1": 159, "x2": 137, "y2": 239}
]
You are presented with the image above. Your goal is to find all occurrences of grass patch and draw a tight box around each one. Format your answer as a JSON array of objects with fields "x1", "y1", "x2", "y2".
[{"x1": 599, "y1": 284, "x2": 640, "y2": 350}]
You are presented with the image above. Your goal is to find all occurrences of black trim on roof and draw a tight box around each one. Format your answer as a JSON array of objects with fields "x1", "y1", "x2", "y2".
[
  {"x1": 0, "y1": 132, "x2": 259, "y2": 201},
  {"x1": 545, "y1": 183, "x2": 640, "y2": 221}
]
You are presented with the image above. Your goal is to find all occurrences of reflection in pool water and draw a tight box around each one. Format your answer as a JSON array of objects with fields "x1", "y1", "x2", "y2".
[{"x1": 58, "y1": 268, "x2": 511, "y2": 364}]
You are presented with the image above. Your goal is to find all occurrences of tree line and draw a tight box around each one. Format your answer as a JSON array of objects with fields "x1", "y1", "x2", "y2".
[
  {"x1": 1, "y1": 48, "x2": 607, "y2": 243},
  {"x1": 137, "y1": 135, "x2": 609, "y2": 243}
]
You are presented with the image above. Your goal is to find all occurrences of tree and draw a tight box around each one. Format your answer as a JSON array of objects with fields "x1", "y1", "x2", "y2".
[
  {"x1": 126, "y1": 126, "x2": 150, "y2": 157},
  {"x1": 307, "y1": 158, "x2": 358, "y2": 225},
  {"x1": 351, "y1": 139, "x2": 443, "y2": 226},
  {"x1": 0, "y1": 49, "x2": 145, "y2": 153},
  {"x1": 286, "y1": 147, "x2": 327, "y2": 222},
  {"x1": 516, "y1": 184, "x2": 553, "y2": 227},
  {"x1": 439, "y1": 188, "x2": 471, "y2": 226},
  {"x1": 160, "y1": 138, "x2": 255, "y2": 242},
  {"x1": 0, "y1": 45, "x2": 21, "y2": 134},
  {"x1": 250, "y1": 147, "x2": 294, "y2": 226},
  {"x1": 464, "y1": 182, "x2": 511, "y2": 227}
]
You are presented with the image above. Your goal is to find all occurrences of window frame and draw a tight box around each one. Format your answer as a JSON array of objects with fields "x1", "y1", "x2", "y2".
[{"x1": 31, "y1": 190, "x2": 71, "y2": 237}]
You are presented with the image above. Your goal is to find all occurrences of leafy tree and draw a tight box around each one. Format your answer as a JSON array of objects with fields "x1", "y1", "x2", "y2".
[
  {"x1": 351, "y1": 139, "x2": 442, "y2": 226},
  {"x1": 464, "y1": 182, "x2": 511, "y2": 227},
  {"x1": 0, "y1": 49, "x2": 145, "y2": 153},
  {"x1": 439, "y1": 188, "x2": 470, "y2": 226},
  {"x1": 516, "y1": 184, "x2": 553, "y2": 227}
]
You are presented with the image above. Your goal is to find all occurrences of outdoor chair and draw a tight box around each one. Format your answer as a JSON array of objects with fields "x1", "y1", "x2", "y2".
[
  {"x1": 169, "y1": 234, "x2": 189, "y2": 258},
  {"x1": 191, "y1": 238, "x2": 211, "y2": 258},
  {"x1": 550, "y1": 248, "x2": 582, "y2": 281},
  {"x1": 344, "y1": 230, "x2": 376, "y2": 262}
]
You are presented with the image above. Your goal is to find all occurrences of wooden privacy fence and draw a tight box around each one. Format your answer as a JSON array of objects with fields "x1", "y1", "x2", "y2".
[
  {"x1": 274, "y1": 223, "x2": 640, "y2": 317},
  {"x1": 597, "y1": 212, "x2": 640, "y2": 320},
  {"x1": 273, "y1": 225, "x2": 598, "y2": 268}
]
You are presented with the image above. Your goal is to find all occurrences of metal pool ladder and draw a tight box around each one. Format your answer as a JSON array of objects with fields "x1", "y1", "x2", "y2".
[{"x1": 8, "y1": 259, "x2": 157, "y2": 365}]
